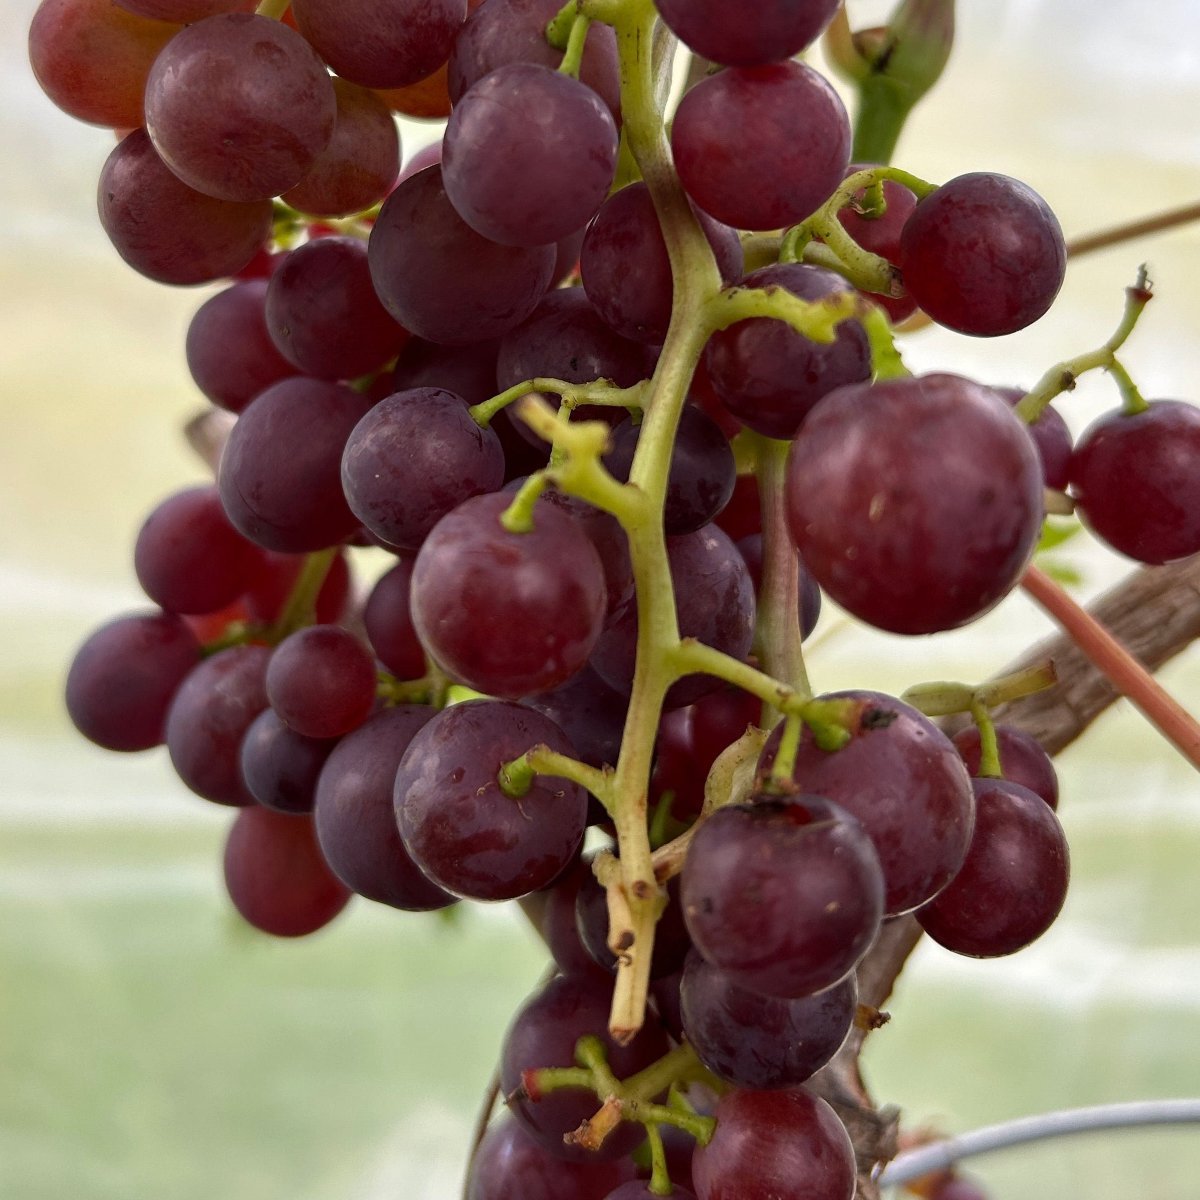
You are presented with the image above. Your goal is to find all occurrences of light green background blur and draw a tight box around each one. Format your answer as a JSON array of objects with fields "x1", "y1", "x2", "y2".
[{"x1": 2, "y1": 2, "x2": 1199, "y2": 1197}]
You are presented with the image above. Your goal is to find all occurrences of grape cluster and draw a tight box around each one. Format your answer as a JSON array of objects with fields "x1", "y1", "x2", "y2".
[{"x1": 33, "y1": 0, "x2": 1200, "y2": 1195}]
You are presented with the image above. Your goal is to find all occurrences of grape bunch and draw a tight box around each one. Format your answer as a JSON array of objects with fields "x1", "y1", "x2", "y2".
[{"x1": 32, "y1": 0, "x2": 1200, "y2": 1195}]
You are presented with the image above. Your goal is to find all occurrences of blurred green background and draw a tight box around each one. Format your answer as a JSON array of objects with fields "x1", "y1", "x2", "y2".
[{"x1": 2, "y1": 2, "x2": 1199, "y2": 1197}]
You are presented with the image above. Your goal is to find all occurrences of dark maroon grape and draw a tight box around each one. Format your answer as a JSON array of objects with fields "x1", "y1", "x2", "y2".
[
  {"x1": 705, "y1": 263, "x2": 870, "y2": 440},
  {"x1": 1069, "y1": 400, "x2": 1200, "y2": 563},
  {"x1": 292, "y1": 0, "x2": 464, "y2": 89},
  {"x1": 223, "y1": 806, "x2": 351, "y2": 937},
  {"x1": 394, "y1": 701, "x2": 588, "y2": 900},
  {"x1": 650, "y1": 707, "x2": 706, "y2": 824},
  {"x1": 690, "y1": 687, "x2": 763, "y2": 770},
  {"x1": 714, "y1": 474, "x2": 760, "y2": 541},
  {"x1": 526, "y1": 667, "x2": 628, "y2": 771},
  {"x1": 655, "y1": 0, "x2": 838, "y2": 66},
  {"x1": 536, "y1": 853, "x2": 610, "y2": 981},
  {"x1": 410, "y1": 492, "x2": 606, "y2": 698},
  {"x1": 115, "y1": 0, "x2": 253, "y2": 21},
  {"x1": 785, "y1": 373, "x2": 1043, "y2": 634},
  {"x1": 282, "y1": 77, "x2": 400, "y2": 217},
  {"x1": 591, "y1": 525, "x2": 755, "y2": 709},
  {"x1": 580, "y1": 182, "x2": 743, "y2": 344},
  {"x1": 952, "y1": 724, "x2": 1059, "y2": 809},
  {"x1": 370, "y1": 165, "x2": 555, "y2": 345},
  {"x1": 917, "y1": 778, "x2": 1070, "y2": 957},
  {"x1": 134, "y1": 485, "x2": 264, "y2": 615},
  {"x1": 734, "y1": 535, "x2": 822, "y2": 640},
  {"x1": 500, "y1": 973, "x2": 669, "y2": 1162},
  {"x1": 671, "y1": 63, "x2": 850, "y2": 231},
  {"x1": 65, "y1": 612, "x2": 201, "y2": 752},
  {"x1": 186, "y1": 280, "x2": 300, "y2": 413},
  {"x1": 166, "y1": 643, "x2": 271, "y2": 806},
  {"x1": 466, "y1": 1113, "x2": 636, "y2": 1200},
  {"x1": 681, "y1": 953, "x2": 856, "y2": 1089},
  {"x1": 341, "y1": 388, "x2": 505, "y2": 552},
  {"x1": 144, "y1": 14, "x2": 336, "y2": 202},
  {"x1": 835, "y1": 169, "x2": 920, "y2": 321},
  {"x1": 604, "y1": 407, "x2": 736, "y2": 535},
  {"x1": 267, "y1": 625, "x2": 377, "y2": 739},
  {"x1": 239, "y1": 708, "x2": 337, "y2": 814},
  {"x1": 691, "y1": 1088, "x2": 855, "y2": 1200},
  {"x1": 443, "y1": 63, "x2": 617, "y2": 247},
  {"x1": 576, "y1": 868, "x2": 691, "y2": 980},
  {"x1": 362, "y1": 560, "x2": 425, "y2": 681},
  {"x1": 218, "y1": 377, "x2": 370, "y2": 553},
  {"x1": 313, "y1": 705, "x2": 456, "y2": 910},
  {"x1": 392, "y1": 336, "x2": 500, "y2": 403},
  {"x1": 900, "y1": 172, "x2": 1066, "y2": 336},
  {"x1": 760, "y1": 691, "x2": 975, "y2": 916},
  {"x1": 681, "y1": 794, "x2": 883, "y2": 998},
  {"x1": 98, "y1": 129, "x2": 272, "y2": 285},
  {"x1": 992, "y1": 386, "x2": 1073, "y2": 492},
  {"x1": 265, "y1": 237, "x2": 408, "y2": 380},
  {"x1": 448, "y1": 0, "x2": 620, "y2": 120}
]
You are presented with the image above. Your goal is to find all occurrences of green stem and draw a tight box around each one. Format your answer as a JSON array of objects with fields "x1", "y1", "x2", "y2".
[
  {"x1": 863, "y1": 305, "x2": 911, "y2": 379},
  {"x1": 1015, "y1": 268, "x2": 1154, "y2": 423},
  {"x1": 468, "y1": 377, "x2": 641, "y2": 428},
  {"x1": 500, "y1": 471, "x2": 550, "y2": 533},
  {"x1": 255, "y1": 0, "x2": 290, "y2": 18},
  {"x1": 1108, "y1": 357, "x2": 1150, "y2": 415},
  {"x1": 852, "y1": 75, "x2": 914, "y2": 164},
  {"x1": 767, "y1": 713, "x2": 803, "y2": 789},
  {"x1": 645, "y1": 1123, "x2": 672, "y2": 1196},
  {"x1": 671, "y1": 639, "x2": 798, "y2": 710},
  {"x1": 498, "y1": 744, "x2": 613, "y2": 809},
  {"x1": 270, "y1": 547, "x2": 337, "y2": 641},
  {"x1": 558, "y1": 13, "x2": 592, "y2": 77},
  {"x1": 704, "y1": 285, "x2": 861, "y2": 343},
  {"x1": 970, "y1": 698, "x2": 1002, "y2": 779}
]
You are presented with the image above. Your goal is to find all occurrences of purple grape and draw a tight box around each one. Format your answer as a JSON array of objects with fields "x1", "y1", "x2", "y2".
[
  {"x1": 185, "y1": 280, "x2": 300, "y2": 413},
  {"x1": 525, "y1": 666, "x2": 629, "y2": 772},
  {"x1": 239, "y1": 708, "x2": 337, "y2": 814},
  {"x1": 394, "y1": 700, "x2": 589, "y2": 900},
  {"x1": 591, "y1": 524, "x2": 755, "y2": 710},
  {"x1": 448, "y1": 0, "x2": 620, "y2": 120},
  {"x1": 218, "y1": 377, "x2": 371, "y2": 553},
  {"x1": 734, "y1": 534, "x2": 822, "y2": 640},
  {"x1": 291, "y1": 0, "x2": 465, "y2": 90},
  {"x1": 671, "y1": 63, "x2": 850, "y2": 231},
  {"x1": 537, "y1": 853, "x2": 611, "y2": 981},
  {"x1": 691, "y1": 1088, "x2": 855, "y2": 1200},
  {"x1": 265, "y1": 237, "x2": 408, "y2": 380},
  {"x1": 655, "y1": 0, "x2": 839, "y2": 67},
  {"x1": 580, "y1": 182, "x2": 743, "y2": 345},
  {"x1": 313, "y1": 705, "x2": 456, "y2": 910},
  {"x1": 341, "y1": 387, "x2": 505, "y2": 553},
  {"x1": 500, "y1": 972, "x2": 669, "y2": 1162},
  {"x1": 223, "y1": 806, "x2": 351, "y2": 937},
  {"x1": 392, "y1": 336, "x2": 500, "y2": 404},
  {"x1": 144, "y1": 14, "x2": 336, "y2": 202},
  {"x1": 466, "y1": 1113, "x2": 636, "y2": 1200},
  {"x1": 369, "y1": 165, "x2": 556, "y2": 345},
  {"x1": 134, "y1": 485, "x2": 264, "y2": 615},
  {"x1": 282, "y1": 77, "x2": 400, "y2": 217},
  {"x1": 917, "y1": 778, "x2": 1070, "y2": 957},
  {"x1": 680, "y1": 794, "x2": 883, "y2": 998},
  {"x1": 243, "y1": 549, "x2": 352, "y2": 627},
  {"x1": 98, "y1": 129, "x2": 272, "y2": 285},
  {"x1": 604, "y1": 406, "x2": 736, "y2": 535},
  {"x1": 704, "y1": 263, "x2": 871, "y2": 440},
  {"x1": 362, "y1": 559, "x2": 425, "y2": 681},
  {"x1": 760, "y1": 691, "x2": 975, "y2": 916},
  {"x1": 115, "y1": 0, "x2": 252, "y2": 20},
  {"x1": 784, "y1": 373, "x2": 1044, "y2": 634},
  {"x1": 410, "y1": 492, "x2": 606, "y2": 698},
  {"x1": 443, "y1": 63, "x2": 617, "y2": 247},
  {"x1": 992, "y1": 386, "x2": 1073, "y2": 492},
  {"x1": 1069, "y1": 400, "x2": 1200, "y2": 564},
  {"x1": 952, "y1": 724, "x2": 1059, "y2": 809},
  {"x1": 65, "y1": 612, "x2": 201, "y2": 752},
  {"x1": 900, "y1": 172, "x2": 1066, "y2": 336},
  {"x1": 266, "y1": 625, "x2": 377, "y2": 739},
  {"x1": 166, "y1": 643, "x2": 271, "y2": 806},
  {"x1": 605, "y1": 1185, "x2": 695, "y2": 1200},
  {"x1": 680, "y1": 953, "x2": 855, "y2": 1089}
]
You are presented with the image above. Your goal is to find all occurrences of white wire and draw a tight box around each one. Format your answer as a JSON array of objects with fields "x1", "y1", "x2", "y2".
[{"x1": 879, "y1": 1098, "x2": 1200, "y2": 1188}]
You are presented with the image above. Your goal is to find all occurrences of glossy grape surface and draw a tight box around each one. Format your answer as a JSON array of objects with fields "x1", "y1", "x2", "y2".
[
  {"x1": 953, "y1": 724, "x2": 1059, "y2": 809},
  {"x1": 655, "y1": 0, "x2": 838, "y2": 67}
]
